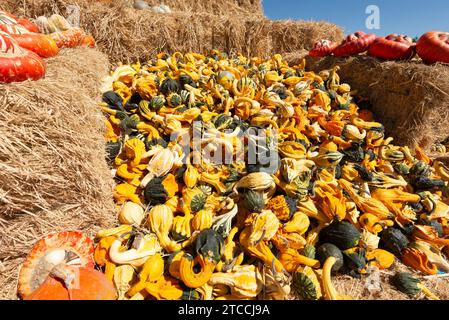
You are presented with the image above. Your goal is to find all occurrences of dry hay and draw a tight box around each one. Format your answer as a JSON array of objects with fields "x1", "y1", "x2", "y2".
[
  {"x1": 1, "y1": 0, "x2": 264, "y2": 18},
  {"x1": 305, "y1": 55, "x2": 449, "y2": 151},
  {"x1": 333, "y1": 261, "x2": 449, "y2": 300},
  {"x1": 0, "y1": 48, "x2": 116, "y2": 300},
  {"x1": 0, "y1": 0, "x2": 343, "y2": 63}
]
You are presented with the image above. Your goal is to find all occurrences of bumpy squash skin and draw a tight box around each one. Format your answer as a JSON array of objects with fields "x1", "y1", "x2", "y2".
[{"x1": 333, "y1": 32, "x2": 376, "y2": 57}]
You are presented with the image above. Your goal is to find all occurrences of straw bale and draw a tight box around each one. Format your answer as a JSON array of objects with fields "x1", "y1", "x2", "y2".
[
  {"x1": 0, "y1": 48, "x2": 116, "y2": 299},
  {"x1": 1, "y1": 0, "x2": 344, "y2": 63}
]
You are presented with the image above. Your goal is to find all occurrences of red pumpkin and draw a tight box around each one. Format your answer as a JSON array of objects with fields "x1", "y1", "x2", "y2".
[
  {"x1": 416, "y1": 31, "x2": 449, "y2": 64},
  {"x1": 333, "y1": 31, "x2": 377, "y2": 57},
  {"x1": 50, "y1": 28, "x2": 84, "y2": 48},
  {"x1": 309, "y1": 39, "x2": 338, "y2": 57},
  {"x1": 17, "y1": 17, "x2": 40, "y2": 33},
  {"x1": 17, "y1": 231, "x2": 95, "y2": 298},
  {"x1": 0, "y1": 32, "x2": 46, "y2": 83},
  {"x1": 24, "y1": 266, "x2": 117, "y2": 300},
  {"x1": 368, "y1": 34, "x2": 415, "y2": 60}
]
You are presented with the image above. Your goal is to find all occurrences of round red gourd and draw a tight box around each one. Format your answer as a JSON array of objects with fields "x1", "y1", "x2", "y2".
[
  {"x1": 368, "y1": 34, "x2": 415, "y2": 60},
  {"x1": 416, "y1": 31, "x2": 449, "y2": 64},
  {"x1": 23, "y1": 267, "x2": 117, "y2": 300},
  {"x1": 309, "y1": 39, "x2": 338, "y2": 58},
  {"x1": 333, "y1": 31, "x2": 377, "y2": 57},
  {"x1": 0, "y1": 31, "x2": 46, "y2": 83},
  {"x1": 17, "y1": 231, "x2": 95, "y2": 298}
]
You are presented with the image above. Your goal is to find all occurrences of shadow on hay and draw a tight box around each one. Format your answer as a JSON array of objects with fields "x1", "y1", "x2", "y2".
[{"x1": 0, "y1": 48, "x2": 116, "y2": 299}]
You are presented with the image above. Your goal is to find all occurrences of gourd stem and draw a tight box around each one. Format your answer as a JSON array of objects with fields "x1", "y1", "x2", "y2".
[{"x1": 418, "y1": 284, "x2": 440, "y2": 300}]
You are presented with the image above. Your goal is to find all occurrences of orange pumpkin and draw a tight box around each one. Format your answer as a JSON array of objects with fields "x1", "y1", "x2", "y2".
[
  {"x1": 17, "y1": 231, "x2": 95, "y2": 298},
  {"x1": 24, "y1": 266, "x2": 117, "y2": 300}
]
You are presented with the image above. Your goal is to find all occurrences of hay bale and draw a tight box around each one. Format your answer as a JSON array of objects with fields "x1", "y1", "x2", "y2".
[
  {"x1": 306, "y1": 55, "x2": 449, "y2": 150},
  {"x1": 246, "y1": 19, "x2": 344, "y2": 58},
  {"x1": 1, "y1": 0, "x2": 343, "y2": 63},
  {"x1": 0, "y1": 48, "x2": 116, "y2": 299},
  {"x1": 1, "y1": 0, "x2": 264, "y2": 18}
]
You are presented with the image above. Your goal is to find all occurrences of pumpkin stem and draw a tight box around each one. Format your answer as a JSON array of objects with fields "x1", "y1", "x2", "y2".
[{"x1": 49, "y1": 263, "x2": 77, "y2": 291}]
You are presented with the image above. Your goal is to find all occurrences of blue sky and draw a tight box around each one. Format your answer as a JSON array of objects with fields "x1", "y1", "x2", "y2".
[{"x1": 262, "y1": 0, "x2": 449, "y2": 37}]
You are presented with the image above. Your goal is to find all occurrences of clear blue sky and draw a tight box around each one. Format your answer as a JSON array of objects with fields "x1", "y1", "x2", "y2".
[{"x1": 262, "y1": 0, "x2": 449, "y2": 37}]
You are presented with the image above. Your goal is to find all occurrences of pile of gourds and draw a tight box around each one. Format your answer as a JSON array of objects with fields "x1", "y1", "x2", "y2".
[
  {"x1": 92, "y1": 50, "x2": 449, "y2": 300},
  {"x1": 17, "y1": 50, "x2": 449, "y2": 300},
  {"x1": 310, "y1": 30, "x2": 449, "y2": 64},
  {"x1": 0, "y1": 11, "x2": 95, "y2": 83}
]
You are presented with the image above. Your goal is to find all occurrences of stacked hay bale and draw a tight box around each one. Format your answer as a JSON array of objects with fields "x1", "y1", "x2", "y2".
[
  {"x1": 0, "y1": 0, "x2": 344, "y2": 62},
  {"x1": 0, "y1": 48, "x2": 116, "y2": 299}
]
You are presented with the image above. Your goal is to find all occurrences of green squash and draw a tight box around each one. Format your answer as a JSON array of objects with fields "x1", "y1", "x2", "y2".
[
  {"x1": 243, "y1": 190, "x2": 264, "y2": 213},
  {"x1": 195, "y1": 229, "x2": 224, "y2": 263},
  {"x1": 300, "y1": 244, "x2": 316, "y2": 259},
  {"x1": 150, "y1": 95, "x2": 166, "y2": 111},
  {"x1": 379, "y1": 228, "x2": 409, "y2": 257},
  {"x1": 292, "y1": 268, "x2": 320, "y2": 300},
  {"x1": 316, "y1": 243, "x2": 344, "y2": 273},
  {"x1": 342, "y1": 248, "x2": 367, "y2": 273},
  {"x1": 168, "y1": 93, "x2": 183, "y2": 107},
  {"x1": 143, "y1": 176, "x2": 171, "y2": 205},
  {"x1": 160, "y1": 77, "x2": 180, "y2": 95},
  {"x1": 179, "y1": 74, "x2": 197, "y2": 89},
  {"x1": 105, "y1": 141, "x2": 122, "y2": 165},
  {"x1": 102, "y1": 90, "x2": 124, "y2": 111},
  {"x1": 319, "y1": 221, "x2": 361, "y2": 250},
  {"x1": 391, "y1": 272, "x2": 421, "y2": 296},
  {"x1": 190, "y1": 193, "x2": 206, "y2": 213}
]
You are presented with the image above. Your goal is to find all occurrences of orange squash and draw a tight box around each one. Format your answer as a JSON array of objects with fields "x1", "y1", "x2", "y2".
[
  {"x1": 50, "y1": 28, "x2": 84, "y2": 48},
  {"x1": 11, "y1": 33, "x2": 59, "y2": 58},
  {"x1": 24, "y1": 267, "x2": 117, "y2": 300},
  {"x1": 80, "y1": 34, "x2": 96, "y2": 48}
]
